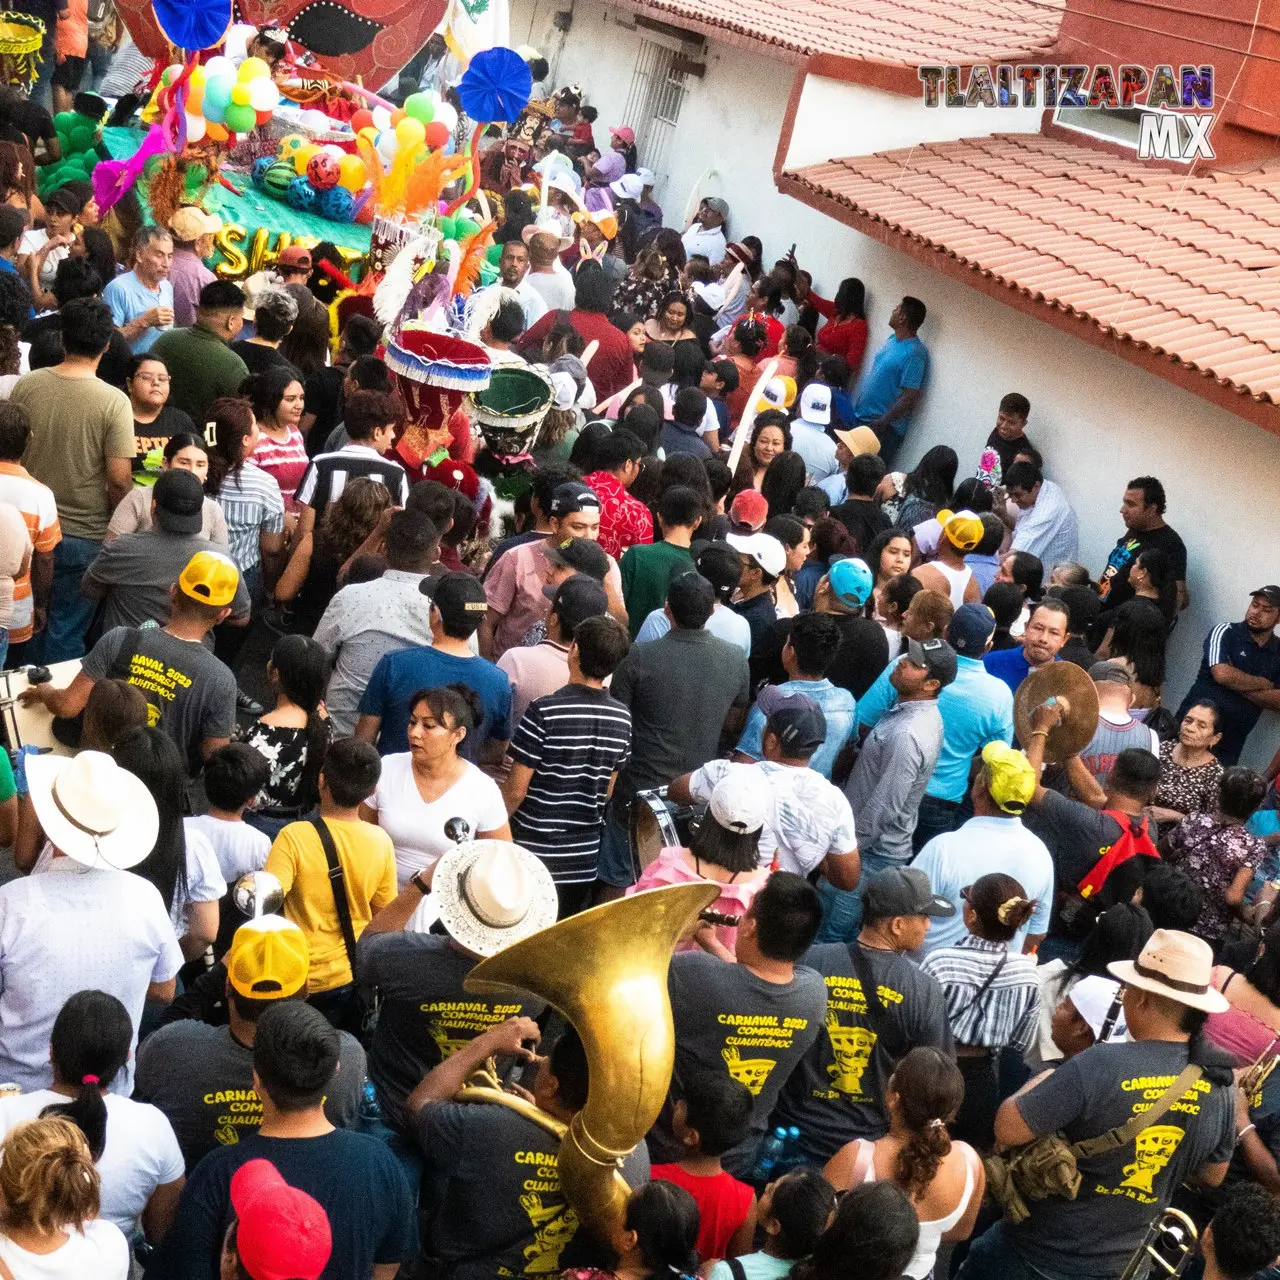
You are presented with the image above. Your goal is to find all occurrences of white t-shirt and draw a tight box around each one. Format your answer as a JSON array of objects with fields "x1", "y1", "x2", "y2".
[
  {"x1": 170, "y1": 826, "x2": 228, "y2": 937},
  {"x1": 0, "y1": 1091, "x2": 183, "y2": 1238},
  {"x1": 183, "y1": 814, "x2": 271, "y2": 883},
  {"x1": 0, "y1": 1218, "x2": 129, "y2": 1278},
  {"x1": 367, "y1": 755, "x2": 509, "y2": 883}
]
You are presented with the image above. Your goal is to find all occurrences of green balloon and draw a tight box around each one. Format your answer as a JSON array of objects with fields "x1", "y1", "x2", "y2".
[
  {"x1": 68, "y1": 125, "x2": 95, "y2": 152},
  {"x1": 53, "y1": 111, "x2": 76, "y2": 132},
  {"x1": 223, "y1": 102, "x2": 257, "y2": 134},
  {"x1": 404, "y1": 92, "x2": 434, "y2": 124}
]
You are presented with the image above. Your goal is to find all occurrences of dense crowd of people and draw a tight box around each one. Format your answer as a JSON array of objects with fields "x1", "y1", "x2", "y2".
[{"x1": 0, "y1": 35, "x2": 1274, "y2": 1280}]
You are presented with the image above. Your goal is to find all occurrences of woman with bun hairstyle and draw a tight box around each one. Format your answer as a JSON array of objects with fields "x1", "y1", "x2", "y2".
[
  {"x1": 920, "y1": 872, "x2": 1041, "y2": 1148},
  {"x1": 823, "y1": 1047, "x2": 984, "y2": 1278}
]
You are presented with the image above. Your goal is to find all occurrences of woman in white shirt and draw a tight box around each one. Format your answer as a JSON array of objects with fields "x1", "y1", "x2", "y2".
[
  {"x1": 362, "y1": 685, "x2": 511, "y2": 885},
  {"x1": 0, "y1": 1114, "x2": 130, "y2": 1278},
  {"x1": 0, "y1": 991, "x2": 184, "y2": 1248}
]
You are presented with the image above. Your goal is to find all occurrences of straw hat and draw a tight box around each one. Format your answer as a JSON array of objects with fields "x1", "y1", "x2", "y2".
[
  {"x1": 1108, "y1": 929, "x2": 1229, "y2": 1014},
  {"x1": 27, "y1": 751, "x2": 158, "y2": 871},
  {"x1": 433, "y1": 840, "x2": 558, "y2": 957}
]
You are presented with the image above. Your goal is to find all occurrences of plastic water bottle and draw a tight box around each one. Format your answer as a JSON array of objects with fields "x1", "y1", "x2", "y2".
[
  {"x1": 751, "y1": 1126, "x2": 788, "y2": 1182},
  {"x1": 779, "y1": 1125, "x2": 803, "y2": 1173},
  {"x1": 359, "y1": 1080, "x2": 382, "y2": 1125}
]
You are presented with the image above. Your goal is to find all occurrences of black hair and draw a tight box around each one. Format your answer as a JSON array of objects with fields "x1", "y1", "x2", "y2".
[
  {"x1": 688, "y1": 813, "x2": 760, "y2": 875},
  {"x1": 732, "y1": 315, "x2": 767, "y2": 358},
  {"x1": 762, "y1": 452, "x2": 807, "y2": 522},
  {"x1": 1211, "y1": 1185, "x2": 1280, "y2": 1280},
  {"x1": 527, "y1": 56, "x2": 549, "y2": 80},
  {"x1": 695, "y1": 544, "x2": 743, "y2": 604},
  {"x1": 623, "y1": 1180, "x2": 700, "y2": 1278},
  {"x1": 680, "y1": 1069, "x2": 752, "y2": 1156},
  {"x1": 568, "y1": 421, "x2": 613, "y2": 473},
  {"x1": 1133, "y1": 546, "x2": 1178, "y2": 618},
  {"x1": 708, "y1": 358, "x2": 739, "y2": 395},
  {"x1": 591, "y1": 428, "x2": 645, "y2": 473},
  {"x1": 204, "y1": 742, "x2": 271, "y2": 812},
  {"x1": 269, "y1": 635, "x2": 330, "y2": 807},
  {"x1": 573, "y1": 262, "x2": 615, "y2": 314},
  {"x1": 621, "y1": 403, "x2": 661, "y2": 455},
  {"x1": 793, "y1": 1182, "x2": 918, "y2": 1280},
  {"x1": 951, "y1": 476, "x2": 993, "y2": 515},
  {"x1": 384, "y1": 510, "x2": 439, "y2": 572},
  {"x1": 966, "y1": 872, "x2": 1035, "y2": 942},
  {"x1": 769, "y1": 1170, "x2": 837, "y2": 1259},
  {"x1": 866, "y1": 527, "x2": 913, "y2": 585},
  {"x1": 1004, "y1": 550, "x2": 1044, "y2": 600},
  {"x1": 1127, "y1": 475, "x2": 1167, "y2": 515},
  {"x1": 59, "y1": 297, "x2": 115, "y2": 358},
  {"x1": 573, "y1": 614, "x2": 630, "y2": 679},
  {"x1": 406, "y1": 478, "x2": 458, "y2": 532},
  {"x1": 253, "y1": 1002, "x2": 340, "y2": 1111},
  {"x1": 984, "y1": 581, "x2": 1024, "y2": 630},
  {"x1": 787, "y1": 613, "x2": 842, "y2": 677},
  {"x1": 903, "y1": 446, "x2": 956, "y2": 507},
  {"x1": 1106, "y1": 597, "x2": 1168, "y2": 688},
  {"x1": 203, "y1": 397, "x2": 256, "y2": 497},
  {"x1": 971, "y1": 512, "x2": 1003, "y2": 559},
  {"x1": 244, "y1": 365, "x2": 303, "y2": 424},
  {"x1": 346, "y1": 353, "x2": 393, "y2": 393},
  {"x1": 1184, "y1": 699, "x2": 1222, "y2": 734},
  {"x1": 1061, "y1": 903, "x2": 1153, "y2": 997},
  {"x1": 51, "y1": 256, "x2": 102, "y2": 307},
  {"x1": 343, "y1": 390, "x2": 402, "y2": 442},
  {"x1": 1246, "y1": 917, "x2": 1280, "y2": 1006},
  {"x1": 488, "y1": 297, "x2": 525, "y2": 344},
  {"x1": 900, "y1": 296, "x2": 927, "y2": 331},
  {"x1": 1220, "y1": 766, "x2": 1267, "y2": 822},
  {"x1": 0, "y1": 399, "x2": 28, "y2": 460},
  {"x1": 640, "y1": 342, "x2": 676, "y2": 379},
  {"x1": 753, "y1": 275, "x2": 784, "y2": 316},
  {"x1": 793, "y1": 486, "x2": 829, "y2": 522},
  {"x1": 833, "y1": 277, "x2": 866, "y2": 320},
  {"x1": 750, "y1": 872, "x2": 822, "y2": 962},
  {"x1": 666, "y1": 571, "x2": 715, "y2": 629},
  {"x1": 548, "y1": 1025, "x2": 589, "y2": 1110},
  {"x1": 340, "y1": 315, "x2": 383, "y2": 360},
  {"x1": 198, "y1": 280, "x2": 245, "y2": 312},
  {"x1": 883, "y1": 571, "x2": 922, "y2": 618},
  {"x1": 1140, "y1": 861, "x2": 1204, "y2": 932},
  {"x1": 1004, "y1": 460, "x2": 1042, "y2": 491},
  {"x1": 999, "y1": 392, "x2": 1030, "y2": 420},
  {"x1": 408, "y1": 683, "x2": 481, "y2": 739},
  {"x1": 1108, "y1": 747, "x2": 1161, "y2": 803},
  {"x1": 528, "y1": 462, "x2": 584, "y2": 521},
  {"x1": 41, "y1": 991, "x2": 132, "y2": 1159},
  {"x1": 320, "y1": 736, "x2": 381, "y2": 808},
  {"x1": 672, "y1": 386, "x2": 708, "y2": 429},
  {"x1": 657, "y1": 483, "x2": 703, "y2": 529},
  {"x1": 845, "y1": 452, "x2": 886, "y2": 498},
  {"x1": 111, "y1": 727, "x2": 189, "y2": 914}
]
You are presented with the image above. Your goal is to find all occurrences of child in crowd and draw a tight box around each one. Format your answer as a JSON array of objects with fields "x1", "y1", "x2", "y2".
[
  {"x1": 707, "y1": 1169, "x2": 835, "y2": 1280},
  {"x1": 185, "y1": 742, "x2": 272, "y2": 886},
  {"x1": 702, "y1": 359, "x2": 740, "y2": 435},
  {"x1": 570, "y1": 104, "x2": 598, "y2": 156},
  {"x1": 652, "y1": 1071, "x2": 757, "y2": 1262}
]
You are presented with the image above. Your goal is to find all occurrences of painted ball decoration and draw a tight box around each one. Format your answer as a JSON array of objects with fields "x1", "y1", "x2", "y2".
[
  {"x1": 286, "y1": 175, "x2": 318, "y2": 211},
  {"x1": 306, "y1": 152, "x2": 341, "y2": 190},
  {"x1": 251, "y1": 156, "x2": 274, "y2": 188},
  {"x1": 277, "y1": 133, "x2": 306, "y2": 161},
  {"x1": 262, "y1": 160, "x2": 297, "y2": 201},
  {"x1": 315, "y1": 185, "x2": 355, "y2": 222}
]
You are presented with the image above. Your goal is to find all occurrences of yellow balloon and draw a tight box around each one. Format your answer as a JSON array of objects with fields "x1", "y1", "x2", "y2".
[
  {"x1": 395, "y1": 116, "x2": 426, "y2": 148},
  {"x1": 230, "y1": 84, "x2": 251, "y2": 106},
  {"x1": 337, "y1": 153, "x2": 367, "y2": 192},
  {"x1": 213, "y1": 224, "x2": 248, "y2": 279},
  {"x1": 189, "y1": 65, "x2": 206, "y2": 85},
  {"x1": 238, "y1": 56, "x2": 270, "y2": 82},
  {"x1": 293, "y1": 144, "x2": 320, "y2": 176},
  {"x1": 358, "y1": 126, "x2": 378, "y2": 142}
]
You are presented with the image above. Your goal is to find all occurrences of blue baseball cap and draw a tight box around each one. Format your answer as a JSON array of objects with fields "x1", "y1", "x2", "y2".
[
  {"x1": 827, "y1": 557, "x2": 873, "y2": 608},
  {"x1": 947, "y1": 603, "x2": 997, "y2": 656}
]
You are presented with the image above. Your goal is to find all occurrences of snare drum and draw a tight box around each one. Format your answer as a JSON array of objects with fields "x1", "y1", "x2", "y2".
[{"x1": 628, "y1": 790, "x2": 698, "y2": 875}]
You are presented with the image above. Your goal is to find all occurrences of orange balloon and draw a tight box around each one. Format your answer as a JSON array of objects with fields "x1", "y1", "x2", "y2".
[
  {"x1": 206, "y1": 121, "x2": 229, "y2": 141},
  {"x1": 390, "y1": 107, "x2": 406, "y2": 125}
]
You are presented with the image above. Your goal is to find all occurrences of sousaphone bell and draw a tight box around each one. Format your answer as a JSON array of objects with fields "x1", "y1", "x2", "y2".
[{"x1": 1013, "y1": 662, "x2": 1101, "y2": 762}]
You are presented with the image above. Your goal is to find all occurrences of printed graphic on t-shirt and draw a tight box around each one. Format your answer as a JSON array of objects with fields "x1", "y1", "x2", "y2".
[
  {"x1": 814, "y1": 973, "x2": 903, "y2": 1103},
  {"x1": 205, "y1": 1088, "x2": 263, "y2": 1146},
  {"x1": 121, "y1": 647, "x2": 192, "y2": 727},
  {"x1": 1098, "y1": 538, "x2": 1139, "y2": 604},
  {"x1": 422, "y1": 1000, "x2": 526, "y2": 1059},
  {"x1": 516, "y1": 1151, "x2": 579, "y2": 1274},
  {"x1": 716, "y1": 1012, "x2": 814, "y2": 1096}
]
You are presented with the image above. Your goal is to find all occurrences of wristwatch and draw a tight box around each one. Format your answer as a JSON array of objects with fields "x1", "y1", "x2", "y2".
[{"x1": 411, "y1": 870, "x2": 431, "y2": 896}]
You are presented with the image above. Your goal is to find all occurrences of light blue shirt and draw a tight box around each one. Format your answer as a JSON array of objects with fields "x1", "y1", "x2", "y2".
[
  {"x1": 858, "y1": 654, "x2": 1015, "y2": 802},
  {"x1": 634, "y1": 603, "x2": 751, "y2": 654},
  {"x1": 735, "y1": 677, "x2": 856, "y2": 780},
  {"x1": 104, "y1": 272, "x2": 174, "y2": 354},
  {"x1": 819, "y1": 472, "x2": 847, "y2": 505},
  {"x1": 789, "y1": 421, "x2": 839, "y2": 483},
  {"x1": 966, "y1": 552, "x2": 1000, "y2": 595},
  {"x1": 852, "y1": 333, "x2": 929, "y2": 436}
]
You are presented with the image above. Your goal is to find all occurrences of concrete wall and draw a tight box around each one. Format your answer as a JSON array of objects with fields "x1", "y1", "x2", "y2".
[{"x1": 510, "y1": 0, "x2": 1280, "y2": 766}]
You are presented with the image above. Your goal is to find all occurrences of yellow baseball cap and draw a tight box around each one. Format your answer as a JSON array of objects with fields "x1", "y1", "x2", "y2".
[
  {"x1": 226, "y1": 917, "x2": 310, "y2": 1000},
  {"x1": 179, "y1": 550, "x2": 240, "y2": 608},
  {"x1": 938, "y1": 508, "x2": 984, "y2": 552},
  {"x1": 981, "y1": 741, "x2": 1036, "y2": 814}
]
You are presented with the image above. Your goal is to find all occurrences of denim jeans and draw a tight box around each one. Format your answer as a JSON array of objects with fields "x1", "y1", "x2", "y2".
[
  {"x1": 913, "y1": 793, "x2": 961, "y2": 853},
  {"x1": 956, "y1": 1223, "x2": 1087, "y2": 1280},
  {"x1": 32, "y1": 536, "x2": 101, "y2": 663},
  {"x1": 814, "y1": 849, "x2": 904, "y2": 943}
]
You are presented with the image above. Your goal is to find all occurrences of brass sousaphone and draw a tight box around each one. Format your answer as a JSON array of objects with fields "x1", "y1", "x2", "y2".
[
  {"x1": 461, "y1": 882, "x2": 719, "y2": 1243},
  {"x1": 1013, "y1": 662, "x2": 1101, "y2": 762}
]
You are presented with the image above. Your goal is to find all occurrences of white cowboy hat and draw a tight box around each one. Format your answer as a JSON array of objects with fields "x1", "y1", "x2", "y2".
[
  {"x1": 432, "y1": 839, "x2": 558, "y2": 957},
  {"x1": 521, "y1": 220, "x2": 573, "y2": 252},
  {"x1": 27, "y1": 751, "x2": 158, "y2": 871},
  {"x1": 1108, "y1": 929, "x2": 1229, "y2": 1014}
]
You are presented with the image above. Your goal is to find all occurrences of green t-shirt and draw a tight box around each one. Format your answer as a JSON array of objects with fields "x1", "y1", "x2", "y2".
[
  {"x1": 0, "y1": 748, "x2": 14, "y2": 806},
  {"x1": 620, "y1": 540, "x2": 694, "y2": 638},
  {"x1": 149, "y1": 325, "x2": 250, "y2": 429}
]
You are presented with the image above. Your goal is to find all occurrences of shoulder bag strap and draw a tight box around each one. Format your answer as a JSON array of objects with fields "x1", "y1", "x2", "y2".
[
  {"x1": 1072, "y1": 1063, "x2": 1202, "y2": 1160},
  {"x1": 310, "y1": 816, "x2": 359, "y2": 982},
  {"x1": 726, "y1": 1258, "x2": 748, "y2": 1280}
]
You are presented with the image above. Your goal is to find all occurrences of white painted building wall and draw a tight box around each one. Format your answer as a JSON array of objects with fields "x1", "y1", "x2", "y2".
[{"x1": 511, "y1": 0, "x2": 1280, "y2": 765}]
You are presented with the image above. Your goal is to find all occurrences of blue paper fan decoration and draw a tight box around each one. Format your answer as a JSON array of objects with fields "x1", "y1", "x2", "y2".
[
  {"x1": 152, "y1": 0, "x2": 232, "y2": 52},
  {"x1": 456, "y1": 47, "x2": 532, "y2": 124}
]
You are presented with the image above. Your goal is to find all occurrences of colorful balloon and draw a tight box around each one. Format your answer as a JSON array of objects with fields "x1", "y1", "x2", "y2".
[
  {"x1": 293, "y1": 143, "x2": 320, "y2": 175},
  {"x1": 433, "y1": 102, "x2": 458, "y2": 132},
  {"x1": 287, "y1": 176, "x2": 317, "y2": 211},
  {"x1": 238, "y1": 56, "x2": 271, "y2": 82},
  {"x1": 248, "y1": 79, "x2": 278, "y2": 112},
  {"x1": 204, "y1": 73, "x2": 234, "y2": 107},
  {"x1": 395, "y1": 117, "x2": 426, "y2": 148},
  {"x1": 423, "y1": 121, "x2": 450, "y2": 150},
  {"x1": 251, "y1": 156, "x2": 274, "y2": 187},
  {"x1": 184, "y1": 112, "x2": 207, "y2": 142},
  {"x1": 224, "y1": 102, "x2": 257, "y2": 134},
  {"x1": 307, "y1": 152, "x2": 341, "y2": 189},
  {"x1": 230, "y1": 83, "x2": 251, "y2": 106},
  {"x1": 203, "y1": 56, "x2": 233, "y2": 79},
  {"x1": 263, "y1": 160, "x2": 296, "y2": 199},
  {"x1": 403, "y1": 92, "x2": 434, "y2": 123},
  {"x1": 278, "y1": 133, "x2": 306, "y2": 159},
  {"x1": 316, "y1": 186, "x2": 355, "y2": 222},
  {"x1": 336, "y1": 153, "x2": 367, "y2": 191},
  {"x1": 205, "y1": 121, "x2": 229, "y2": 141},
  {"x1": 350, "y1": 109, "x2": 375, "y2": 133}
]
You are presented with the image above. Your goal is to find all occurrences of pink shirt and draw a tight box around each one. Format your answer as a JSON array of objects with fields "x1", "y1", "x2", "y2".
[
  {"x1": 251, "y1": 426, "x2": 308, "y2": 510},
  {"x1": 627, "y1": 847, "x2": 765, "y2": 953},
  {"x1": 168, "y1": 249, "x2": 215, "y2": 329},
  {"x1": 497, "y1": 640, "x2": 570, "y2": 730}
]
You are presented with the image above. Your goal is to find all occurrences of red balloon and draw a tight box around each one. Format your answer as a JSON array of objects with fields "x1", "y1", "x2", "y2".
[
  {"x1": 424, "y1": 121, "x2": 450, "y2": 149},
  {"x1": 351, "y1": 109, "x2": 375, "y2": 132}
]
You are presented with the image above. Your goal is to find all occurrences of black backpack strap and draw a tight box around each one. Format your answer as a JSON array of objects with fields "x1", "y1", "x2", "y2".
[
  {"x1": 726, "y1": 1258, "x2": 748, "y2": 1280},
  {"x1": 311, "y1": 816, "x2": 359, "y2": 983}
]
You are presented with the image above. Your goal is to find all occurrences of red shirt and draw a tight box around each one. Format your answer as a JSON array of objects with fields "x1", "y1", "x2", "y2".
[
  {"x1": 651, "y1": 1163, "x2": 753, "y2": 1262},
  {"x1": 518, "y1": 309, "x2": 637, "y2": 401},
  {"x1": 816, "y1": 316, "x2": 869, "y2": 370},
  {"x1": 583, "y1": 470, "x2": 653, "y2": 560}
]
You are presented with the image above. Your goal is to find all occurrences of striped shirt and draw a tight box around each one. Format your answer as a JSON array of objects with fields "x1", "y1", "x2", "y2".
[
  {"x1": 0, "y1": 462, "x2": 60, "y2": 644},
  {"x1": 214, "y1": 462, "x2": 285, "y2": 572},
  {"x1": 250, "y1": 426, "x2": 309, "y2": 509},
  {"x1": 509, "y1": 685, "x2": 632, "y2": 884},
  {"x1": 295, "y1": 443, "x2": 409, "y2": 517},
  {"x1": 919, "y1": 936, "x2": 1040, "y2": 1053}
]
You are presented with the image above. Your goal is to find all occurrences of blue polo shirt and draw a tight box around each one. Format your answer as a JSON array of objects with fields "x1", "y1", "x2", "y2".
[
  {"x1": 858, "y1": 654, "x2": 1014, "y2": 802},
  {"x1": 852, "y1": 334, "x2": 928, "y2": 438},
  {"x1": 982, "y1": 645, "x2": 1053, "y2": 695},
  {"x1": 1178, "y1": 622, "x2": 1280, "y2": 764}
]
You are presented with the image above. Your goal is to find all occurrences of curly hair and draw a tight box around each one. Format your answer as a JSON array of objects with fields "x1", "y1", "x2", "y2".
[
  {"x1": 316, "y1": 476, "x2": 392, "y2": 565},
  {"x1": 890, "y1": 1047, "x2": 964, "y2": 1199},
  {"x1": 0, "y1": 1116, "x2": 100, "y2": 1234}
]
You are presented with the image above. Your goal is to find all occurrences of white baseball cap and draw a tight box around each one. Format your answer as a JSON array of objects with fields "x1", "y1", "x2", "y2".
[
  {"x1": 708, "y1": 768, "x2": 768, "y2": 835},
  {"x1": 636, "y1": 167, "x2": 656, "y2": 186},
  {"x1": 1068, "y1": 976, "x2": 1129, "y2": 1043},
  {"x1": 727, "y1": 532, "x2": 787, "y2": 577},
  {"x1": 799, "y1": 382, "x2": 832, "y2": 426}
]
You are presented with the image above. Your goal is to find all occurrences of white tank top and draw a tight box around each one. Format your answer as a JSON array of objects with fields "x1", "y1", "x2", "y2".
[
  {"x1": 925, "y1": 560, "x2": 974, "y2": 610},
  {"x1": 856, "y1": 1139, "x2": 979, "y2": 1280}
]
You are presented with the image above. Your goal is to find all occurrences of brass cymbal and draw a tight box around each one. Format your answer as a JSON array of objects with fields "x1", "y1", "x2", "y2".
[{"x1": 1014, "y1": 661, "x2": 1101, "y2": 762}]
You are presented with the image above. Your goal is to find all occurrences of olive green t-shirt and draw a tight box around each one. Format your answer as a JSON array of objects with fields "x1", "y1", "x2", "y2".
[
  {"x1": 150, "y1": 325, "x2": 250, "y2": 429},
  {"x1": 12, "y1": 368, "x2": 134, "y2": 540}
]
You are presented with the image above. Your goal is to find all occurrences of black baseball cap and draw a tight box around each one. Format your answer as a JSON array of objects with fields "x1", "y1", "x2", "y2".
[
  {"x1": 153, "y1": 468, "x2": 205, "y2": 535},
  {"x1": 863, "y1": 867, "x2": 955, "y2": 920},
  {"x1": 544, "y1": 537, "x2": 609, "y2": 583},
  {"x1": 757, "y1": 686, "x2": 826, "y2": 756},
  {"x1": 548, "y1": 481, "x2": 601, "y2": 517},
  {"x1": 431, "y1": 571, "x2": 488, "y2": 637},
  {"x1": 906, "y1": 637, "x2": 958, "y2": 688},
  {"x1": 548, "y1": 574, "x2": 608, "y2": 632},
  {"x1": 1252, "y1": 585, "x2": 1280, "y2": 608}
]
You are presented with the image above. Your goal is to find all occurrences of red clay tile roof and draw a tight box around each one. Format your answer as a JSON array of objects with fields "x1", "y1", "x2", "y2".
[
  {"x1": 629, "y1": 0, "x2": 1065, "y2": 65},
  {"x1": 781, "y1": 133, "x2": 1280, "y2": 406}
]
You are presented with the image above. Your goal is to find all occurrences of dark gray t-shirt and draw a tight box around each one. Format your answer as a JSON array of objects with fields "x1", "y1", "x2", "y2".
[
  {"x1": 1008, "y1": 1040, "x2": 1234, "y2": 1276},
  {"x1": 610, "y1": 628, "x2": 750, "y2": 797},
  {"x1": 650, "y1": 952, "x2": 827, "y2": 1178},
  {"x1": 133, "y1": 1020, "x2": 365, "y2": 1171},
  {"x1": 82, "y1": 625, "x2": 237, "y2": 774},
  {"x1": 358, "y1": 932, "x2": 545, "y2": 1133},
  {"x1": 84, "y1": 530, "x2": 251, "y2": 634},
  {"x1": 418, "y1": 1100, "x2": 649, "y2": 1280},
  {"x1": 772, "y1": 942, "x2": 953, "y2": 1162}
]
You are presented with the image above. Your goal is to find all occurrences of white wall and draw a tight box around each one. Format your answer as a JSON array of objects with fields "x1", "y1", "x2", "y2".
[{"x1": 511, "y1": 0, "x2": 1280, "y2": 766}]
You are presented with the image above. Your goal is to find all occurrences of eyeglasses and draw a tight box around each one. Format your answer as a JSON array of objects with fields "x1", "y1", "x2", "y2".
[{"x1": 133, "y1": 373, "x2": 170, "y2": 385}]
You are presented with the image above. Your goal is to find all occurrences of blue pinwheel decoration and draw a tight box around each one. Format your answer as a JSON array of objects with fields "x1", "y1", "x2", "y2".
[
  {"x1": 152, "y1": 0, "x2": 232, "y2": 52},
  {"x1": 456, "y1": 47, "x2": 532, "y2": 124}
]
